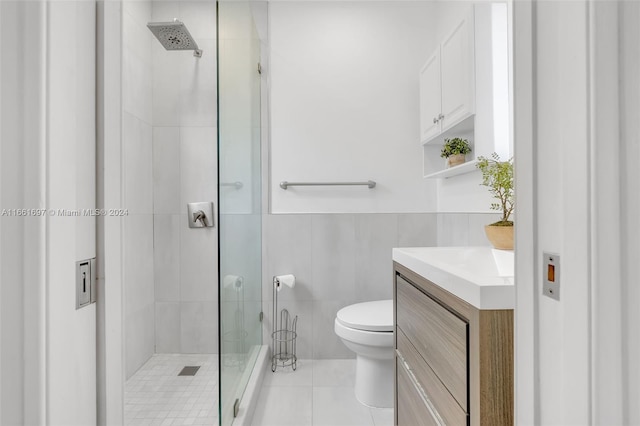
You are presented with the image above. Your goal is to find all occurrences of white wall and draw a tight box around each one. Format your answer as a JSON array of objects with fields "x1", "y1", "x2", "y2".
[
  {"x1": 513, "y1": 1, "x2": 535, "y2": 424},
  {"x1": 269, "y1": 1, "x2": 438, "y2": 214},
  {"x1": 536, "y1": 3, "x2": 590, "y2": 423},
  {"x1": 617, "y1": 3, "x2": 640, "y2": 424},
  {"x1": 515, "y1": 1, "x2": 595, "y2": 424},
  {"x1": 97, "y1": 0, "x2": 125, "y2": 422},
  {"x1": 1, "y1": 1, "x2": 97, "y2": 424},
  {"x1": 47, "y1": 1, "x2": 98, "y2": 423},
  {"x1": 263, "y1": 1, "x2": 512, "y2": 360},
  {"x1": 0, "y1": 2, "x2": 36, "y2": 423}
]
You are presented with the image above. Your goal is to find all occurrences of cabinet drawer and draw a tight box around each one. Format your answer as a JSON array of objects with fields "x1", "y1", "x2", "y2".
[
  {"x1": 396, "y1": 275, "x2": 468, "y2": 408},
  {"x1": 398, "y1": 328, "x2": 468, "y2": 424},
  {"x1": 397, "y1": 358, "x2": 439, "y2": 426}
]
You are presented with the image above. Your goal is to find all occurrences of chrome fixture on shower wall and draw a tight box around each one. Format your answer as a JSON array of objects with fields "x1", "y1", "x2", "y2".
[
  {"x1": 147, "y1": 19, "x2": 203, "y2": 58},
  {"x1": 187, "y1": 202, "x2": 215, "y2": 228}
]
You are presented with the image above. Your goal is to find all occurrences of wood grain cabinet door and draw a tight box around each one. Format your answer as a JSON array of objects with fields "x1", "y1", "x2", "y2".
[
  {"x1": 396, "y1": 276, "x2": 468, "y2": 409},
  {"x1": 396, "y1": 361, "x2": 440, "y2": 426},
  {"x1": 397, "y1": 329, "x2": 468, "y2": 424}
]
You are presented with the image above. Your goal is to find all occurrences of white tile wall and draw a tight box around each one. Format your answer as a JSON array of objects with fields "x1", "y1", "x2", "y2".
[
  {"x1": 263, "y1": 215, "x2": 313, "y2": 303},
  {"x1": 155, "y1": 302, "x2": 181, "y2": 353},
  {"x1": 153, "y1": 215, "x2": 181, "y2": 301},
  {"x1": 123, "y1": 0, "x2": 151, "y2": 27},
  {"x1": 180, "y1": 39, "x2": 217, "y2": 128},
  {"x1": 151, "y1": 42, "x2": 182, "y2": 127},
  {"x1": 437, "y1": 213, "x2": 470, "y2": 246},
  {"x1": 150, "y1": 1, "x2": 219, "y2": 355},
  {"x1": 123, "y1": 0, "x2": 155, "y2": 380},
  {"x1": 153, "y1": 127, "x2": 180, "y2": 215},
  {"x1": 312, "y1": 301, "x2": 353, "y2": 359},
  {"x1": 354, "y1": 214, "x2": 398, "y2": 301},
  {"x1": 262, "y1": 212, "x2": 496, "y2": 359},
  {"x1": 311, "y1": 215, "x2": 356, "y2": 302},
  {"x1": 124, "y1": 216, "x2": 155, "y2": 315},
  {"x1": 123, "y1": 47, "x2": 152, "y2": 125},
  {"x1": 468, "y1": 213, "x2": 502, "y2": 246},
  {"x1": 180, "y1": 225, "x2": 217, "y2": 302},
  {"x1": 179, "y1": 127, "x2": 217, "y2": 209},
  {"x1": 123, "y1": 113, "x2": 153, "y2": 215},
  {"x1": 125, "y1": 303, "x2": 155, "y2": 379},
  {"x1": 437, "y1": 212, "x2": 501, "y2": 246},
  {"x1": 180, "y1": 2, "x2": 217, "y2": 39},
  {"x1": 181, "y1": 302, "x2": 218, "y2": 354}
]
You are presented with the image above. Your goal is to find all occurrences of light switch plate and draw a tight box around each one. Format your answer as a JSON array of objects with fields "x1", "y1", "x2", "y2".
[
  {"x1": 76, "y1": 258, "x2": 96, "y2": 309},
  {"x1": 542, "y1": 252, "x2": 560, "y2": 300}
]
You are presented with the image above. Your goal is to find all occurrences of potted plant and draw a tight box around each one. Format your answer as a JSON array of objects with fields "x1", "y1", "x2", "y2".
[
  {"x1": 441, "y1": 138, "x2": 472, "y2": 168},
  {"x1": 476, "y1": 153, "x2": 514, "y2": 250}
]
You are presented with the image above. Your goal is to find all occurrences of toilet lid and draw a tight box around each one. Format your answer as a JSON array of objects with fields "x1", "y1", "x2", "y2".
[{"x1": 336, "y1": 300, "x2": 393, "y2": 332}]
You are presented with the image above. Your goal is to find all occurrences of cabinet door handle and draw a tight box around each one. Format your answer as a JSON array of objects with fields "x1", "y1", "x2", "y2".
[
  {"x1": 438, "y1": 113, "x2": 444, "y2": 120},
  {"x1": 433, "y1": 117, "x2": 438, "y2": 124}
]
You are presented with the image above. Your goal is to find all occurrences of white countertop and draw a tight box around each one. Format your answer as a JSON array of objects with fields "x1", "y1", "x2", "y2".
[{"x1": 392, "y1": 247, "x2": 515, "y2": 310}]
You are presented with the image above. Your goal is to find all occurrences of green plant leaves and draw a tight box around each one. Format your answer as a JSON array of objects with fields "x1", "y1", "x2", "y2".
[
  {"x1": 440, "y1": 138, "x2": 472, "y2": 158},
  {"x1": 476, "y1": 153, "x2": 514, "y2": 223}
]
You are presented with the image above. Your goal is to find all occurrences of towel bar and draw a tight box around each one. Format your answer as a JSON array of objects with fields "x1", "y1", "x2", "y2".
[{"x1": 279, "y1": 180, "x2": 376, "y2": 190}]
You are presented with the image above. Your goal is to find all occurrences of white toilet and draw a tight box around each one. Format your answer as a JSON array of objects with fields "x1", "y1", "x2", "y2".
[{"x1": 334, "y1": 299, "x2": 394, "y2": 408}]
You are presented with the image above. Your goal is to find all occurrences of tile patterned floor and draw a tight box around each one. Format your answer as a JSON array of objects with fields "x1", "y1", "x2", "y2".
[
  {"x1": 252, "y1": 359, "x2": 394, "y2": 426},
  {"x1": 126, "y1": 356, "x2": 391, "y2": 426},
  {"x1": 125, "y1": 354, "x2": 218, "y2": 426}
]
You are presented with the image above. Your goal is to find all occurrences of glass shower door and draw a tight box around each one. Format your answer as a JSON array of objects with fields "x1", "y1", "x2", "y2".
[{"x1": 217, "y1": 2, "x2": 263, "y2": 425}]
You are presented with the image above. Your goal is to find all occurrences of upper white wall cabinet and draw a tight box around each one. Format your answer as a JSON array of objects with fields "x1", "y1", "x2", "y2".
[
  {"x1": 420, "y1": 10, "x2": 475, "y2": 143},
  {"x1": 421, "y1": 3, "x2": 509, "y2": 179}
]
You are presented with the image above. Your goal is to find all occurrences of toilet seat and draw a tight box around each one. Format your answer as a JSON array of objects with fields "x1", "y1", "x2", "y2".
[
  {"x1": 335, "y1": 319, "x2": 394, "y2": 348},
  {"x1": 336, "y1": 300, "x2": 393, "y2": 332}
]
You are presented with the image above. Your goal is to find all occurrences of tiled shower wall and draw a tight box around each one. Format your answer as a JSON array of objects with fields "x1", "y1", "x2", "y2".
[
  {"x1": 151, "y1": 1, "x2": 219, "y2": 355},
  {"x1": 123, "y1": 0, "x2": 155, "y2": 379},
  {"x1": 261, "y1": 212, "x2": 499, "y2": 359},
  {"x1": 122, "y1": 1, "x2": 219, "y2": 380}
]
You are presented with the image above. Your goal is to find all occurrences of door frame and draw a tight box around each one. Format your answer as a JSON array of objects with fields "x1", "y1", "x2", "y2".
[{"x1": 97, "y1": 0, "x2": 126, "y2": 423}]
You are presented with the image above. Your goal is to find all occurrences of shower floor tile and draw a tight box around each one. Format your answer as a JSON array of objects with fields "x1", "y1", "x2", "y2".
[{"x1": 125, "y1": 354, "x2": 218, "y2": 426}]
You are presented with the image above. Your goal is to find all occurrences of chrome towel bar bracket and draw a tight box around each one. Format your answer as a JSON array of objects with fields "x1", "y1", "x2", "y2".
[{"x1": 279, "y1": 180, "x2": 376, "y2": 190}]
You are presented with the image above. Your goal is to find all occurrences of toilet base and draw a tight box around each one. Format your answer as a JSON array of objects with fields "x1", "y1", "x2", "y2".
[{"x1": 354, "y1": 355, "x2": 394, "y2": 408}]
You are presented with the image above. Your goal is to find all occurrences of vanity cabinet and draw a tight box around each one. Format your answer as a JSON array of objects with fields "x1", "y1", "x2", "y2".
[
  {"x1": 393, "y1": 262, "x2": 514, "y2": 426},
  {"x1": 419, "y1": 11, "x2": 475, "y2": 144}
]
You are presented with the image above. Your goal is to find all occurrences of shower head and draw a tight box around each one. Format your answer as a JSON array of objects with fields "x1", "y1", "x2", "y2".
[{"x1": 147, "y1": 19, "x2": 202, "y2": 58}]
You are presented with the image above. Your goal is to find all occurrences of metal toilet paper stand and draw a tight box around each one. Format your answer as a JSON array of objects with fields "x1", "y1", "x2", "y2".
[{"x1": 271, "y1": 275, "x2": 298, "y2": 372}]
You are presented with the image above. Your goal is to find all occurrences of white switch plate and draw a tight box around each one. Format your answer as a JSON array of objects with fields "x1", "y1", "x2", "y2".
[{"x1": 76, "y1": 258, "x2": 96, "y2": 309}]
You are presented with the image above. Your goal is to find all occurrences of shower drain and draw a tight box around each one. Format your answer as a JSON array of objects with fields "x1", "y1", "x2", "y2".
[{"x1": 178, "y1": 366, "x2": 200, "y2": 376}]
